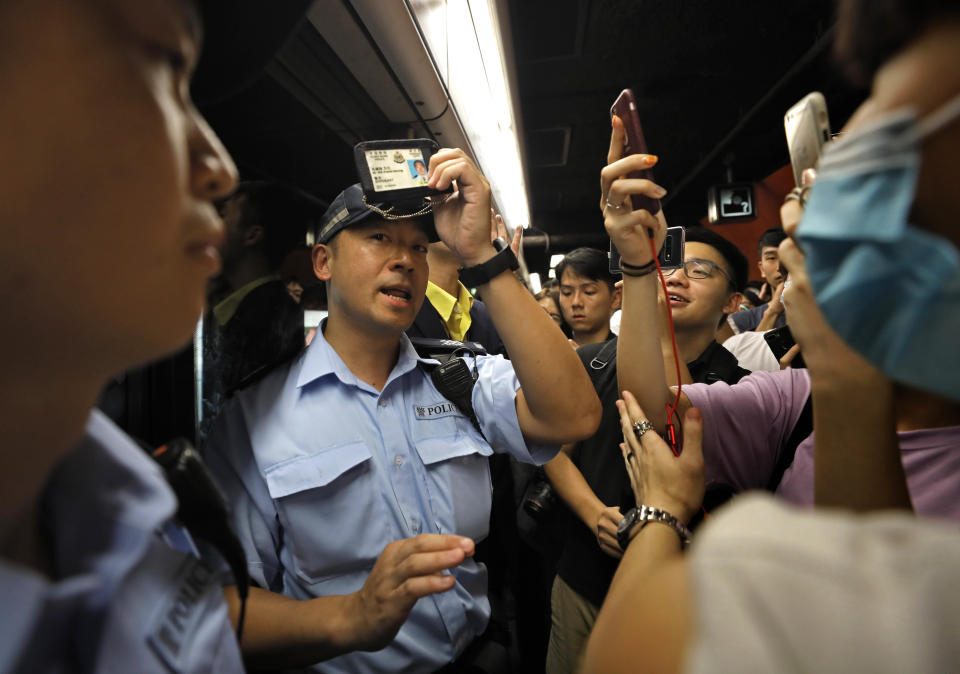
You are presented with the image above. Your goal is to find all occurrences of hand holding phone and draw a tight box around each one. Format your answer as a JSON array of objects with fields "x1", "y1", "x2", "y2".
[
  {"x1": 602, "y1": 89, "x2": 670, "y2": 272},
  {"x1": 784, "y1": 92, "x2": 831, "y2": 188},
  {"x1": 764, "y1": 325, "x2": 806, "y2": 369},
  {"x1": 610, "y1": 89, "x2": 661, "y2": 216},
  {"x1": 610, "y1": 227, "x2": 685, "y2": 275}
]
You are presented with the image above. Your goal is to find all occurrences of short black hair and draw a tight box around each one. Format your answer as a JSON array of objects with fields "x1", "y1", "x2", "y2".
[
  {"x1": 555, "y1": 247, "x2": 618, "y2": 290},
  {"x1": 757, "y1": 227, "x2": 787, "y2": 257},
  {"x1": 683, "y1": 227, "x2": 748, "y2": 292},
  {"x1": 835, "y1": 0, "x2": 960, "y2": 86},
  {"x1": 231, "y1": 181, "x2": 325, "y2": 267}
]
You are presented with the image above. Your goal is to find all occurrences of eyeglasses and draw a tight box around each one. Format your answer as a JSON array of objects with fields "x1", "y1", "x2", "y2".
[{"x1": 662, "y1": 258, "x2": 733, "y2": 285}]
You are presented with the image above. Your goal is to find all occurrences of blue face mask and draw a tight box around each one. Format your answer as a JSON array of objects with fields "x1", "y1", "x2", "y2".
[{"x1": 795, "y1": 93, "x2": 960, "y2": 402}]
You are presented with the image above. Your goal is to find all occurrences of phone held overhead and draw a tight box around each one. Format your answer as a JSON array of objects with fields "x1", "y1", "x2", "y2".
[
  {"x1": 784, "y1": 92, "x2": 831, "y2": 187},
  {"x1": 607, "y1": 89, "x2": 684, "y2": 273}
]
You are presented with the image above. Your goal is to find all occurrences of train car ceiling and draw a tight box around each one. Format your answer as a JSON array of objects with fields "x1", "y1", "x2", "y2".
[{"x1": 196, "y1": 0, "x2": 866, "y2": 254}]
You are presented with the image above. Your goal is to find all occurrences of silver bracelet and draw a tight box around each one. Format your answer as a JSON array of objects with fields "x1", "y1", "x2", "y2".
[{"x1": 617, "y1": 504, "x2": 692, "y2": 549}]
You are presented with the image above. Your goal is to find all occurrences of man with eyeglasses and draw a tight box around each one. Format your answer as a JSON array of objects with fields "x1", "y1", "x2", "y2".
[
  {"x1": 661, "y1": 227, "x2": 752, "y2": 383},
  {"x1": 544, "y1": 226, "x2": 750, "y2": 673}
]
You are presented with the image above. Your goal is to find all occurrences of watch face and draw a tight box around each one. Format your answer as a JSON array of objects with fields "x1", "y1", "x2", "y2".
[{"x1": 616, "y1": 507, "x2": 639, "y2": 548}]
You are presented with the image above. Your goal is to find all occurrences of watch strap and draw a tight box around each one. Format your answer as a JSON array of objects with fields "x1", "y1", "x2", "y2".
[
  {"x1": 617, "y1": 504, "x2": 692, "y2": 549},
  {"x1": 458, "y1": 241, "x2": 519, "y2": 288}
]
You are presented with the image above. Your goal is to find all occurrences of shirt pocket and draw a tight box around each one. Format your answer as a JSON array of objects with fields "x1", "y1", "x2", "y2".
[
  {"x1": 414, "y1": 434, "x2": 493, "y2": 542},
  {"x1": 263, "y1": 440, "x2": 389, "y2": 583}
]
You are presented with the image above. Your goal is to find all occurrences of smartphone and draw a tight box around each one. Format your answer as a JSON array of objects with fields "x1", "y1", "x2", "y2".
[
  {"x1": 764, "y1": 325, "x2": 806, "y2": 369},
  {"x1": 784, "y1": 92, "x2": 831, "y2": 187},
  {"x1": 610, "y1": 89, "x2": 661, "y2": 216},
  {"x1": 609, "y1": 226, "x2": 685, "y2": 275}
]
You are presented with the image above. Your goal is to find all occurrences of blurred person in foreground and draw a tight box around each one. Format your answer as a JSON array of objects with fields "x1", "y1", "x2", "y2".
[{"x1": 0, "y1": 1, "x2": 245, "y2": 669}]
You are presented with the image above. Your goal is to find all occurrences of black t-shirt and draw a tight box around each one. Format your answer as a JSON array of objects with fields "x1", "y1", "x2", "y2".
[{"x1": 556, "y1": 336, "x2": 749, "y2": 607}]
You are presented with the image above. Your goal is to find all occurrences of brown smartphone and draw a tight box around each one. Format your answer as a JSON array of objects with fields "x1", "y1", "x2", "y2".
[{"x1": 610, "y1": 89, "x2": 661, "y2": 216}]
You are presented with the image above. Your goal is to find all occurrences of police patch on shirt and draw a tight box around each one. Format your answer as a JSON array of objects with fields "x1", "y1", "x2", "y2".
[
  {"x1": 413, "y1": 401, "x2": 462, "y2": 420},
  {"x1": 148, "y1": 557, "x2": 216, "y2": 672}
]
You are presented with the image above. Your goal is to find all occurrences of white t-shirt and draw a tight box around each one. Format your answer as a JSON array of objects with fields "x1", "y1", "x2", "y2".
[
  {"x1": 685, "y1": 494, "x2": 960, "y2": 673},
  {"x1": 722, "y1": 330, "x2": 779, "y2": 372}
]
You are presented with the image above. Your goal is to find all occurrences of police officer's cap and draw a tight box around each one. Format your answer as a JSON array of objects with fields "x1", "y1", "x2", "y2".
[{"x1": 315, "y1": 184, "x2": 439, "y2": 245}]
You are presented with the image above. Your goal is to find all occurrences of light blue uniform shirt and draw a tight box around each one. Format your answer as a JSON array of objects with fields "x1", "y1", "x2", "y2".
[
  {"x1": 0, "y1": 411, "x2": 243, "y2": 673},
  {"x1": 205, "y1": 324, "x2": 558, "y2": 673}
]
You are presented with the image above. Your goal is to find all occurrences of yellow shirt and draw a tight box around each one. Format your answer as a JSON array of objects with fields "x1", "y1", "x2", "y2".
[{"x1": 424, "y1": 280, "x2": 474, "y2": 341}]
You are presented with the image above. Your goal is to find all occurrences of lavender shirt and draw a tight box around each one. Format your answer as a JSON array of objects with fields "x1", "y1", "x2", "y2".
[{"x1": 683, "y1": 369, "x2": 960, "y2": 521}]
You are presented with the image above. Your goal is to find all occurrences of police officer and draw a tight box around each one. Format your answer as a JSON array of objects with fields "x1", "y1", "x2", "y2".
[{"x1": 205, "y1": 149, "x2": 602, "y2": 671}]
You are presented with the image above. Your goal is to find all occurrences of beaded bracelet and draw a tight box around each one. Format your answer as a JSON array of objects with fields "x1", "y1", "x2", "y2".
[{"x1": 619, "y1": 259, "x2": 657, "y2": 277}]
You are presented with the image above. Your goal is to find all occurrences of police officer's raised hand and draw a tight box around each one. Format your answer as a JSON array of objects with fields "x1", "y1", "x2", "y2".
[
  {"x1": 427, "y1": 148, "x2": 496, "y2": 267},
  {"x1": 346, "y1": 534, "x2": 475, "y2": 651},
  {"x1": 600, "y1": 115, "x2": 668, "y2": 268}
]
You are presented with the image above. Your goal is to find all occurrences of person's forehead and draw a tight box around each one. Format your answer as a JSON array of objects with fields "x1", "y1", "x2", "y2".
[
  {"x1": 684, "y1": 242, "x2": 725, "y2": 267},
  {"x1": 559, "y1": 268, "x2": 603, "y2": 287},
  {"x1": 871, "y1": 27, "x2": 960, "y2": 123}
]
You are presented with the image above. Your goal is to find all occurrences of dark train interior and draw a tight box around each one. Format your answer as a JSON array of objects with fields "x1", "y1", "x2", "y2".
[{"x1": 106, "y1": 0, "x2": 866, "y2": 452}]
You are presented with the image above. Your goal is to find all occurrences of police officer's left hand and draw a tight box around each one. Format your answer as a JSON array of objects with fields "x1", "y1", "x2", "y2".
[
  {"x1": 427, "y1": 148, "x2": 496, "y2": 267},
  {"x1": 346, "y1": 533, "x2": 475, "y2": 651}
]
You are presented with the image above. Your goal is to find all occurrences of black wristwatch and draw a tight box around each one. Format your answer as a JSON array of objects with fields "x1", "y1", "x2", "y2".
[
  {"x1": 616, "y1": 505, "x2": 692, "y2": 550},
  {"x1": 458, "y1": 237, "x2": 519, "y2": 288}
]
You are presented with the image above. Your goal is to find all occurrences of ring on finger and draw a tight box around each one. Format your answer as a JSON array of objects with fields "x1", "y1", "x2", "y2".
[
  {"x1": 605, "y1": 199, "x2": 626, "y2": 210},
  {"x1": 632, "y1": 419, "x2": 654, "y2": 439}
]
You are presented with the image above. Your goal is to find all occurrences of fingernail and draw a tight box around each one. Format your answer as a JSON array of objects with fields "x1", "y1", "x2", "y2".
[
  {"x1": 643, "y1": 155, "x2": 659, "y2": 167},
  {"x1": 653, "y1": 185, "x2": 667, "y2": 197}
]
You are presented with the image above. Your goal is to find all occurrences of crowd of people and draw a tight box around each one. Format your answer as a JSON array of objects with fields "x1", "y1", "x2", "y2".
[{"x1": 2, "y1": 0, "x2": 959, "y2": 672}]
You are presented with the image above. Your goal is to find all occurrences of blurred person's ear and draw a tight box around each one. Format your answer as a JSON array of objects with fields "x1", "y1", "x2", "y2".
[
  {"x1": 721, "y1": 291, "x2": 743, "y2": 315},
  {"x1": 611, "y1": 284, "x2": 623, "y2": 311}
]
